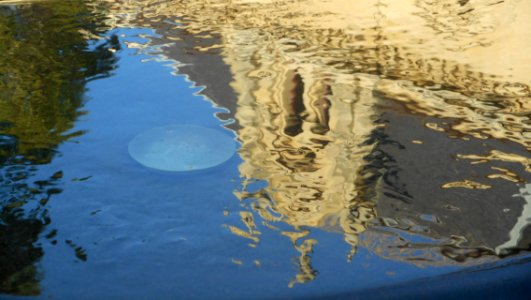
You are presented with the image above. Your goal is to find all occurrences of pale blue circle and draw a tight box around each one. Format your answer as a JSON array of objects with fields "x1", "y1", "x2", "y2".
[{"x1": 128, "y1": 125, "x2": 236, "y2": 171}]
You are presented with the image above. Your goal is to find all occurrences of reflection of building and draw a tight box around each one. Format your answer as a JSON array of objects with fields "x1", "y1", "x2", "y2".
[
  {"x1": 0, "y1": 1, "x2": 117, "y2": 295},
  {"x1": 104, "y1": 0, "x2": 530, "y2": 284},
  {"x1": 215, "y1": 11, "x2": 530, "y2": 271},
  {"x1": 224, "y1": 27, "x2": 379, "y2": 254}
]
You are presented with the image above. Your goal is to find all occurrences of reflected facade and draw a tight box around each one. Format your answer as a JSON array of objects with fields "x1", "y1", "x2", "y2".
[{"x1": 102, "y1": 0, "x2": 531, "y2": 284}]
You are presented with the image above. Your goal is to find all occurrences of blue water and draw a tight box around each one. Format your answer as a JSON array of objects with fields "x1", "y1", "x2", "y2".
[
  {"x1": 5, "y1": 29, "x2": 414, "y2": 299},
  {"x1": 2, "y1": 25, "x2": 530, "y2": 300}
]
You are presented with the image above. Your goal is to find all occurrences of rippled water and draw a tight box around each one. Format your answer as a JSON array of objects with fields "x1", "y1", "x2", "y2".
[{"x1": 0, "y1": 0, "x2": 530, "y2": 298}]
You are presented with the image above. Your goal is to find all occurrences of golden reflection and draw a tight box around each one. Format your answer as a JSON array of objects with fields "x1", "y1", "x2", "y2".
[
  {"x1": 487, "y1": 167, "x2": 525, "y2": 183},
  {"x1": 224, "y1": 211, "x2": 261, "y2": 244},
  {"x1": 230, "y1": 37, "x2": 380, "y2": 261},
  {"x1": 458, "y1": 151, "x2": 531, "y2": 172},
  {"x1": 441, "y1": 180, "x2": 492, "y2": 190},
  {"x1": 103, "y1": 0, "x2": 530, "y2": 285}
]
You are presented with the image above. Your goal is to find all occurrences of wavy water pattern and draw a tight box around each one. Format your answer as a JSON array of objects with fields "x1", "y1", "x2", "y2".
[{"x1": 96, "y1": 0, "x2": 530, "y2": 285}]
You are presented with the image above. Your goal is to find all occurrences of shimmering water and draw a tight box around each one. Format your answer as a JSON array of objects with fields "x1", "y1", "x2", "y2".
[{"x1": 0, "y1": 0, "x2": 530, "y2": 299}]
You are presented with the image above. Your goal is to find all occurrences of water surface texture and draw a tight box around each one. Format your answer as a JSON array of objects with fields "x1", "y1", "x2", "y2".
[{"x1": 0, "y1": 0, "x2": 530, "y2": 299}]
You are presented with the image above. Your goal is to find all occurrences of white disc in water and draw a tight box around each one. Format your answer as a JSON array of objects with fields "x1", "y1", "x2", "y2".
[{"x1": 128, "y1": 125, "x2": 236, "y2": 172}]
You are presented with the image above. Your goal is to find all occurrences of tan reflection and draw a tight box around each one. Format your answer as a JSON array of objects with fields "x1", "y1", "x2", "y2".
[
  {"x1": 458, "y1": 151, "x2": 531, "y2": 172},
  {"x1": 441, "y1": 180, "x2": 492, "y2": 190},
  {"x1": 103, "y1": 0, "x2": 531, "y2": 149},
  {"x1": 487, "y1": 167, "x2": 525, "y2": 183},
  {"x1": 227, "y1": 47, "x2": 379, "y2": 283},
  {"x1": 228, "y1": 27, "x2": 380, "y2": 258},
  {"x1": 102, "y1": 0, "x2": 531, "y2": 285}
]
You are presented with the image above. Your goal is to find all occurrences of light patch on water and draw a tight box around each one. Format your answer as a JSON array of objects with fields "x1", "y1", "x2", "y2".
[
  {"x1": 496, "y1": 184, "x2": 531, "y2": 254},
  {"x1": 128, "y1": 125, "x2": 236, "y2": 171}
]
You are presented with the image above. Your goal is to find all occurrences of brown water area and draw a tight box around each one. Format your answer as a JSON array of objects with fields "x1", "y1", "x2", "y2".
[{"x1": 1, "y1": 0, "x2": 530, "y2": 291}]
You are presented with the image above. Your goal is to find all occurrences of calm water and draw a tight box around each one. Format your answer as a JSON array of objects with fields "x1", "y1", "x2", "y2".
[{"x1": 0, "y1": 0, "x2": 530, "y2": 299}]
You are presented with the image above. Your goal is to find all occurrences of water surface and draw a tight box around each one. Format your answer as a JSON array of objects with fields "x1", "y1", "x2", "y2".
[{"x1": 0, "y1": 0, "x2": 530, "y2": 298}]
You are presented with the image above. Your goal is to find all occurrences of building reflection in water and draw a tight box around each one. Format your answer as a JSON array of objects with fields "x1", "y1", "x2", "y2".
[
  {"x1": 0, "y1": 1, "x2": 118, "y2": 295},
  {"x1": 88, "y1": 0, "x2": 531, "y2": 286}
]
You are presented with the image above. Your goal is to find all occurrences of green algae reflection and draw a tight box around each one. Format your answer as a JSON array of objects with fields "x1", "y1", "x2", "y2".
[{"x1": 0, "y1": 1, "x2": 117, "y2": 295}]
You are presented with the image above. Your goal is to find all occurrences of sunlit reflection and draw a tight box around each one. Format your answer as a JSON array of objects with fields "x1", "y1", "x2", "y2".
[
  {"x1": 2, "y1": 0, "x2": 529, "y2": 292},
  {"x1": 100, "y1": 0, "x2": 531, "y2": 285}
]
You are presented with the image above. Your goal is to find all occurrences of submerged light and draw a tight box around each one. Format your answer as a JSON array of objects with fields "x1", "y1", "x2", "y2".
[{"x1": 128, "y1": 125, "x2": 236, "y2": 171}]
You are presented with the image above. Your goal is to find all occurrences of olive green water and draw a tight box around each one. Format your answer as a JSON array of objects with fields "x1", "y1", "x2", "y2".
[{"x1": 0, "y1": 0, "x2": 530, "y2": 299}]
